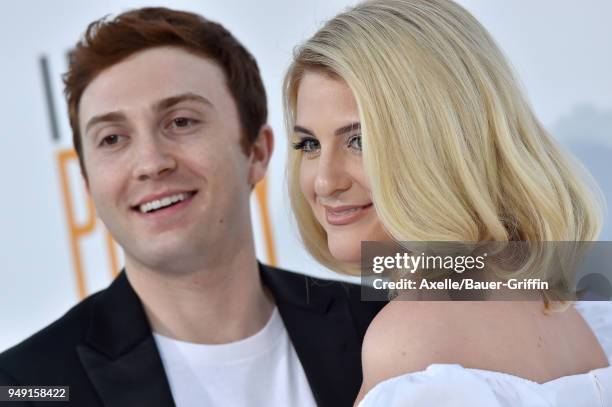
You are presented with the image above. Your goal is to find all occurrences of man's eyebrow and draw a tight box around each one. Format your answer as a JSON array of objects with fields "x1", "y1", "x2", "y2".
[
  {"x1": 84, "y1": 92, "x2": 214, "y2": 135},
  {"x1": 154, "y1": 92, "x2": 214, "y2": 111},
  {"x1": 334, "y1": 122, "x2": 360, "y2": 136},
  {"x1": 85, "y1": 111, "x2": 128, "y2": 134}
]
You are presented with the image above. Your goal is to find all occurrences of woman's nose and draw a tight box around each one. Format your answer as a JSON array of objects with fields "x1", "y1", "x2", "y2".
[{"x1": 314, "y1": 152, "x2": 352, "y2": 197}]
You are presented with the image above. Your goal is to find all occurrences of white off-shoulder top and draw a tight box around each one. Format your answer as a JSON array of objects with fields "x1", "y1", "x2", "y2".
[{"x1": 359, "y1": 302, "x2": 612, "y2": 406}]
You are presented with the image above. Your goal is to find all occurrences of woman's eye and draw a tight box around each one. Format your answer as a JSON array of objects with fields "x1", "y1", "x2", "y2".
[
  {"x1": 292, "y1": 138, "x2": 320, "y2": 153},
  {"x1": 348, "y1": 134, "x2": 362, "y2": 151}
]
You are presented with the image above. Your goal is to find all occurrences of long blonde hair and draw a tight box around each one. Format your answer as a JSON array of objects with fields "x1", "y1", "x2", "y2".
[{"x1": 284, "y1": 0, "x2": 604, "y2": 278}]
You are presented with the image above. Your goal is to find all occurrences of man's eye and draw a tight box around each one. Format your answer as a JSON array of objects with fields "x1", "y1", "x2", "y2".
[
  {"x1": 348, "y1": 134, "x2": 362, "y2": 151},
  {"x1": 100, "y1": 134, "x2": 120, "y2": 147},
  {"x1": 170, "y1": 117, "x2": 197, "y2": 128},
  {"x1": 292, "y1": 138, "x2": 320, "y2": 153}
]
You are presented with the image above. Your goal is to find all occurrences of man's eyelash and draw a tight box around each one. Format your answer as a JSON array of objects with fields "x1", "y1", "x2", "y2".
[{"x1": 99, "y1": 134, "x2": 120, "y2": 147}]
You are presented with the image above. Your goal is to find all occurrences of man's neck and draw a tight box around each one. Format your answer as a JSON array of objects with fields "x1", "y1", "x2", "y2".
[{"x1": 124, "y1": 245, "x2": 275, "y2": 344}]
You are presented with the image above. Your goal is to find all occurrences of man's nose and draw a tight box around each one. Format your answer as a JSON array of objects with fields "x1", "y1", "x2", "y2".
[
  {"x1": 314, "y1": 152, "x2": 352, "y2": 198},
  {"x1": 131, "y1": 134, "x2": 177, "y2": 181}
]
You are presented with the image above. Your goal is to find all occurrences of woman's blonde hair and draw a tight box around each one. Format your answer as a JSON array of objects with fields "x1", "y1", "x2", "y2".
[{"x1": 284, "y1": 0, "x2": 604, "y2": 280}]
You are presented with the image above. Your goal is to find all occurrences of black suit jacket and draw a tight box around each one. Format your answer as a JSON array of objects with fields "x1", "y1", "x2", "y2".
[{"x1": 0, "y1": 264, "x2": 384, "y2": 407}]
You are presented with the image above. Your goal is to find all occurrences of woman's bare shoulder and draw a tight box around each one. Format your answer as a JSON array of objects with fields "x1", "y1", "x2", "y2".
[{"x1": 359, "y1": 301, "x2": 524, "y2": 393}]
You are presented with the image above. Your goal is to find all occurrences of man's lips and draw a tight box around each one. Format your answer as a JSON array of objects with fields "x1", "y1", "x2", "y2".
[
  {"x1": 131, "y1": 190, "x2": 198, "y2": 213},
  {"x1": 324, "y1": 203, "x2": 373, "y2": 226}
]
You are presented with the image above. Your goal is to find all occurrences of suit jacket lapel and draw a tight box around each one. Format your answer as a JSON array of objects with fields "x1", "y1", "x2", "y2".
[
  {"x1": 261, "y1": 265, "x2": 363, "y2": 407},
  {"x1": 77, "y1": 266, "x2": 364, "y2": 407},
  {"x1": 77, "y1": 272, "x2": 175, "y2": 407}
]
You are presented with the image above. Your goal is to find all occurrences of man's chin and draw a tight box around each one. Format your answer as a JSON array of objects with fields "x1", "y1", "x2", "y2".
[{"x1": 123, "y1": 246, "x2": 198, "y2": 274}]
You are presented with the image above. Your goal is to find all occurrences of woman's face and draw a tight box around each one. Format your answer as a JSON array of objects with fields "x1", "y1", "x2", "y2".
[{"x1": 294, "y1": 71, "x2": 389, "y2": 263}]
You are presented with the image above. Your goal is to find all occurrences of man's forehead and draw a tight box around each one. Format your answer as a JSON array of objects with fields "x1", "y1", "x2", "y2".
[{"x1": 78, "y1": 46, "x2": 227, "y2": 127}]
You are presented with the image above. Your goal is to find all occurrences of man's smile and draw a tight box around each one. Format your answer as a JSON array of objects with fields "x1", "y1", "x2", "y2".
[{"x1": 132, "y1": 190, "x2": 198, "y2": 215}]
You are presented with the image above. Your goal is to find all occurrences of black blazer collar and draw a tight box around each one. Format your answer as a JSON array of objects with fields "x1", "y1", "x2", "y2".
[
  {"x1": 261, "y1": 264, "x2": 364, "y2": 407},
  {"x1": 78, "y1": 272, "x2": 175, "y2": 407},
  {"x1": 79, "y1": 267, "x2": 363, "y2": 407}
]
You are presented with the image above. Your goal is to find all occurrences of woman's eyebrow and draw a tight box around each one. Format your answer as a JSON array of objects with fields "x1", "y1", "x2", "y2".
[
  {"x1": 293, "y1": 122, "x2": 361, "y2": 137},
  {"x1": 294, "y1": 125, "x2": 315, "y2": 136},
  {"x1": 334, "y1": 122, "x2": 360, "y2": 136}
]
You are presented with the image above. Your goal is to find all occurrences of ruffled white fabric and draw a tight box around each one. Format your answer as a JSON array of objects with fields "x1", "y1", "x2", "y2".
[{"x1": 359, "y1": 302, "x2": 612, "y2": 407}]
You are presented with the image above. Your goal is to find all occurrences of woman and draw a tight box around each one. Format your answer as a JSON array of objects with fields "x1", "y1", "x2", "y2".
[{"x1": 283, "y1": 0, "x2": 611, "y2": 405}]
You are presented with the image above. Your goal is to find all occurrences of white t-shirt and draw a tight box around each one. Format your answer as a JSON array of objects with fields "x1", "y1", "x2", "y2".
[{"x1": 153, "y1": 308, "x2": 317, "y2": 407}]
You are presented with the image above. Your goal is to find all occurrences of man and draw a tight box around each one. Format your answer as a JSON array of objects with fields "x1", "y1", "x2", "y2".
[{"x1": 0, "y1": 8, "x2": 383, "y2": 407}]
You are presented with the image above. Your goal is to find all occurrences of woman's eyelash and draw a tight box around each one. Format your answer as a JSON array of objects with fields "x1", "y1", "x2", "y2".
[
  {"x1": 347, "y1": 133, "x2": 362, "y2": 149},
  {"x1": 292, "y1": 137, "x2": 319, "y2": 151},
  {"x1": 292, "y1": 134, "x2": 361, "y2": 152},
  {"x1": 292, "y1": 140, "x2": 307, "y2": 150}
]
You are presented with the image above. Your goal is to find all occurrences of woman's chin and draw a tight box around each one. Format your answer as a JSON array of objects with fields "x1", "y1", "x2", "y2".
[{"x1": 327, "y1": 241, "x2": 361, "y2": 265}]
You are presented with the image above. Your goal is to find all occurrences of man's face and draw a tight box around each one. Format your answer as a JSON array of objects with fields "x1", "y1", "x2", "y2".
[{"x1": 79, "y1": 46, "x2": 259, "y2": 271}]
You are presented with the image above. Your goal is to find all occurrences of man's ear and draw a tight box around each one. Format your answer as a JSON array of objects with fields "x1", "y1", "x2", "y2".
[
  {"x1": 81, "y1": 169, "x2": 90, "y2": 195},
  {"x1": 248, "y1": 124, "x2": 274, "y2": 186}
]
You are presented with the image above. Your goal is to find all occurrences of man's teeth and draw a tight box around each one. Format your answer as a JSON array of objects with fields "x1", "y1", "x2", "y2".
[{"x1": 139, "y1": 193, "x2": 189, "y2": 213}]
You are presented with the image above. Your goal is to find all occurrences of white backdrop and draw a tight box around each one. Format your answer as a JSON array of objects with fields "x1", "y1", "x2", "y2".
[{"x1": 1, "y1": 0, "x2": 610, "y2": 350}]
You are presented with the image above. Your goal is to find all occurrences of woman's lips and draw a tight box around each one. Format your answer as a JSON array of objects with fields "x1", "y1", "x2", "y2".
[{"x1": 324, "y1": 203, "x2": 373, "y2": 225}]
